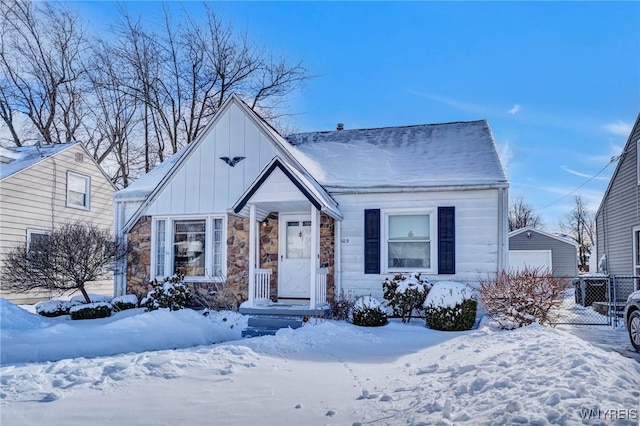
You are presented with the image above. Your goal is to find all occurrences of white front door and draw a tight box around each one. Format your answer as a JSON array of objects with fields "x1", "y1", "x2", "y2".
[{"x1": 279, "y1": 214, "x2": 311, "y2": 299}]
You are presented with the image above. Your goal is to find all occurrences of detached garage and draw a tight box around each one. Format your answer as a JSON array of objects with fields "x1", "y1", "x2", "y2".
[{"x1": 508, "y1": 227, "x2": 579, "y2": 277}]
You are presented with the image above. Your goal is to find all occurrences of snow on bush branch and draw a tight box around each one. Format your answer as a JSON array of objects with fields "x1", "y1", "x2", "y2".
[{"x1": 479, "y1": 267, "x2": 567, "y2": 329}]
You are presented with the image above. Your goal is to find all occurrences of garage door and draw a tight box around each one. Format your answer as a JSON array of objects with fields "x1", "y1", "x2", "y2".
[{"x1": 508, "y1": 250, "x2": 552, "y2": 271}]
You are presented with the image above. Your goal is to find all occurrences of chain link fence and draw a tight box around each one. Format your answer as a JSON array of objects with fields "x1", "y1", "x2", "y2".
[{"x1": 554, "y1": 275, "x2": 640, "y2": 326}]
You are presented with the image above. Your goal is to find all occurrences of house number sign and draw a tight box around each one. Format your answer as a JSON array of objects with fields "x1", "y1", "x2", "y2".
[{"x1": 341, "y1": 238, "x2": 350, "y2": 244}]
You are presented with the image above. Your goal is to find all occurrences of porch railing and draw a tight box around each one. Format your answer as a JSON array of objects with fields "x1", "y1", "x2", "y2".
[
  {"x1": 315, "y1": 268, "x2": 328, "y2": 306},
  {"x1": 254, "y1": 268, "x2": 272, "y2": 303}
]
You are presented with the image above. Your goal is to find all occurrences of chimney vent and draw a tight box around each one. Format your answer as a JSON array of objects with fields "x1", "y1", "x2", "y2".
[{"x1": 336, "y1": 123, "x2": 344, "y2": 131}]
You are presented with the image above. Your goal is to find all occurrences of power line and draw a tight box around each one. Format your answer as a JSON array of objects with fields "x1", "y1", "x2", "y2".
[{"x1": 538, "y1": 155, "x2": 621, "y2": 210}]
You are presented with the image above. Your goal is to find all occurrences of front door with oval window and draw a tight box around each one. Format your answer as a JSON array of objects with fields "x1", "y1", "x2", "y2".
[{"x1": 278, "y1": 214, "x2": 311, "y2": 299}]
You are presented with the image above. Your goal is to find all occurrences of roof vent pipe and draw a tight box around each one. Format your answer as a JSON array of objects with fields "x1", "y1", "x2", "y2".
[{"x1": 336, "y1": 123, "x2": 344, "y2": 131}]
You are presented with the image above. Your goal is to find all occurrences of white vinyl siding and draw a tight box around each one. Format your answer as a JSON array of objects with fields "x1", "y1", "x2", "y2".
[
  {"x1": 66, "y1": 171, "x2": 90, "y2": 210},
  {"x1": 336, "y1": 188, "x2": 501, "y2": 300},
  {"x1": 0, "y1": 144, "x2": 114, "y2": 291},
  {"x1": 144, "y1": 102, "x2": 279, "y2": 217},
  {"x1": 151, "y1": 216, "x2": 226, "y2": 281}
]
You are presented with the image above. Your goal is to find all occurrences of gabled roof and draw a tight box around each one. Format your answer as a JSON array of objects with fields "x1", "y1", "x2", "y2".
[
  {"x1": 114, "y1": 146, "x2": 189, "y2": 200},
  {"x1": 596, "y1": 112, "x2": 640, "y2": 218},
  {"x1": 509, "y1": 227, "x2": 580, "y2": 248},
  {"x1": 233, "y1": 156, "x2": 342, "y2": 220},
  {"x1": 0, "y1": 143, "x2": 76, "y2": 181},
  {"x1": 285, "y1": 120, "x2": 508, "y2": 190},
  {"x1": 116, "y1": 94, "x2": 339, "y2": 232}
]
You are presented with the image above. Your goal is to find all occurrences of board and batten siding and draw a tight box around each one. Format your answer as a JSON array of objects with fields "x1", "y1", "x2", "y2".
[
  {"x1": 0, "y1": 143, "x2": 115, "y2": 269},
  {"x1": 144, "y1": 102, "x2": 279, "y2": 217},
  {"x1": 509, "y1": 231, "x2": 578, "y2": 277},
  {"x1": 335, "y1": 188, "x2": 502, "y2": 300},
  {"x1": 596, "y1": 119, "x2": 640, "y2": 277}
]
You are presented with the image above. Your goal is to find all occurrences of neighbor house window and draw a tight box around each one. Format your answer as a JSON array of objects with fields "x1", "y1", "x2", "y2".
[
  {"x1": 67, "y1": 172, "x2": 90, "y2": 209},
  {"x1": 385, "y1": 212, "x2": 434, "y2": 271},
  {"x1": 27, "y1": 229, "x2": 50, "y2": 269},
  {"x1": 634, "y1": 226, "x2": 640, "y2": 278},
  {"x1": 152, "y1": 216, "x2": 225, "y2": 280}
]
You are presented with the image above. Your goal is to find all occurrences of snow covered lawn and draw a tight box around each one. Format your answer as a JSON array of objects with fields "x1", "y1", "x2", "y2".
[{"x1": 1, "y1": 299, "x2": 639, "y2": 425}]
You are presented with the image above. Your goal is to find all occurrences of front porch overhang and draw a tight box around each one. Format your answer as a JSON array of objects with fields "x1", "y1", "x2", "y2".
[{"x1": 232, "y1": 156, "x2": 342, "y2": 221}]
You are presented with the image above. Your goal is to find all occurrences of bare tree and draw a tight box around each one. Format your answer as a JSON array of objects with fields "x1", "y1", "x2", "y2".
[
  {"x1": 111, "y1": 4, "x2": 308, "y2": 157},
  {"x1": 0, "y1": 0, "x2": 90, "y2": 146},
  {"x1": 1, "y1": 1, "x2": 308, "y2": 186},
  {"x1": 560, "y1": 194, "x2": 595, "y2": 271},
  {"x1": 509, "y1": 196, "x2": 544, "y2": 231},
  {"x1": 2, "y1": 223, "x2": 126, "y2": 303}
]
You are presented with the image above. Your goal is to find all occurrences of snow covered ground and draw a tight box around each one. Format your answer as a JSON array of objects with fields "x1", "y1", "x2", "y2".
[{"x1": 1, "y1": 299, "x2": 639, "y2": 426}]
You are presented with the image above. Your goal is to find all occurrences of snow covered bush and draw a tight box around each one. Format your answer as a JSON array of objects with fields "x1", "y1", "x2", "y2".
[
  {"x1": 383, "y1": 273, "x2": 431, "y2": 323},
  {"x1": 111, "y1": 294, "x2": 139, "y2": 311},
  {"x1": 424, "y1": 281, "x2": 477, "y2": 331},
  {"x1": 35, "y1": 299, "x2": 81, "y2": 317},
  {"x1": 141, "y1": 274, "x2": 191, "y2": 311},
  {"x1": 330, "y1": 290, "x2": 355, "y2": 321},
  {"x1": 70, "y1": 294, "x2": 112, "y2": 304},
  {"x1": 479, "y1": 268, "x2": 566, "y2": 329},
  {"x1": 69, "y1": 302, "x2": 112, "y2": 320},
  {"x1": 351, "y1": 296, "x2": 388, "y2": 327}
]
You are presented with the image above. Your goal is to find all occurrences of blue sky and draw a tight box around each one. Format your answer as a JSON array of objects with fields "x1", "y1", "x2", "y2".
[{"x1": 75, "y1": 1, "x2": 639, "y2": 231}]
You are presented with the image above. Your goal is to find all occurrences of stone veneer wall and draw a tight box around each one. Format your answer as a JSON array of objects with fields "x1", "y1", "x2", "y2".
[
  {"x1": 226, "y1": 214, "x2": 250, "y2": 303},
  {"x1": 319, "y1": 213, "x2": 336, "y2": 302},
  {"x1": 259, "y1": 213, "x2": 279, "y2": 300},
  {"x1": 126, "y1": 216, "x2": 152, "y2": 300},
  {"x1": 125, "y1": 212, "x2": 335, "y2": 307}
]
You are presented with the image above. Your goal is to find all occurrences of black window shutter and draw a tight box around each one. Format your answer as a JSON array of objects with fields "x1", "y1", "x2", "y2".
[
  {"x1": 438, "y1": 207, "x2": 455, "y2": 274},
  {"x1": 364, "y1": 209, "x2": 380, "y2": 274}
]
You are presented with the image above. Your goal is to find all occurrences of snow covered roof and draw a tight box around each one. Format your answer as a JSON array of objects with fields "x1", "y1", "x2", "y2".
[
  {"x1": 114, "y1": 100, "x2": 508, "y2": 208},
  {"x1": 285, "y1": 120, "x2": 508, "y2": 189},
  {"x1": 508, "y1": 227, "x2": 580, "y2": 247},
  {"x1": 0, "y1": 143, "x2": 76, "y2": 181},
  {"x1": 233, "y1": 156, "x2": 342, "y2": 221},
  {"x1": 114, "y1": 147, "x2": 189, "y2": 200}
]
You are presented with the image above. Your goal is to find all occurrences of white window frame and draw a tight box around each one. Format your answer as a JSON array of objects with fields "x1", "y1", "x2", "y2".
[
  {"x1": 382, "y1": 208, "x2": 437, "y2": 274},
  {"x1": 66, "y1": 171, "x2": 90, "y2": 210},
  {"x1": 151, "y1": 215, "x2": 227, "y2": 282},
  {"x1": 26, "y1": 229, "x2": 50, "y2": 270},
  {"x1": 27, "y1": 229, "x2": 50, "y2": 251}
]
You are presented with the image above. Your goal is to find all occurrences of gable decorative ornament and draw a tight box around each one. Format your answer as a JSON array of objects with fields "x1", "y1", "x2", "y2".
[{"x1": 219, "y1": 156, "x2": 246, "y2": 167}]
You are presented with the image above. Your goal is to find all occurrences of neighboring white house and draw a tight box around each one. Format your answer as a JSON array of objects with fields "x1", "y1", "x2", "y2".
[
  {"x1": 0, "y1": 142, "x2": 116, "y2": 302},
  {"x1": 508, "y1": 227, "x2": 579, "y2": 277},
  {"x1": 114, "y1": 95, "x2": 509, "y2": 311}
]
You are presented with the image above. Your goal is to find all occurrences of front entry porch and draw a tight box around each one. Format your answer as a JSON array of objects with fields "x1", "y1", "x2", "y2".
[
  {"x1": 231, "y1": 157, "x2": 342, "y2": 331},
  {"x1": 243, "y1": 203, "x2": 330, "y2": 311}
]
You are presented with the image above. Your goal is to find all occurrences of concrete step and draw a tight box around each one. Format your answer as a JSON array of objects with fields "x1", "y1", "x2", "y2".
[
  {"x1": 242, "y1": 327, "x2": 280, "y2": 338},
  {"x1": 248, "y1": 316, "x2": 303, "y2": 329}
]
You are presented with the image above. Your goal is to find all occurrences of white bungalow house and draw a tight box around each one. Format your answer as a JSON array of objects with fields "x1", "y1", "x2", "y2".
[
  {"x1": 0, "y1": 142, "x2": 116, "y2": 303},
  {"x1": 114, "y1": 95, "x2": 509, "y2": 314}
]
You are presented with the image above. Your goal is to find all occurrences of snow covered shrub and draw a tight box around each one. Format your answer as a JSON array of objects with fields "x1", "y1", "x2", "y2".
[
  {"x1": 70, "y1": 294, "x2": 113, "y2": 304},
  {"x1": 111, "y1": 294, "x2": 139, "y2": 311},
  {"x1": 383, "y1": 273, "x2": 431, "y2": 323},
  {"x1": 351, "y1": 296, "x2": 388, "y2": 327},
  {"x1": 330, "y1": 290, "x2": 355, "y2": 321},
  {"x1": 141, "y1": 274, "x2": 191, "y2": 311},
  {"x1": 479, "y1": 267, "x2": 566, "y2": 329},
  {"x1": 35, "y1": 299, "x2": 80, "y2": 317},
  {"x1": 69, "y1": 302, "x2": 112, "y2": 320},
  {"x1": 424, "y1": 281, "x2": 477, "y2": 331}
]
